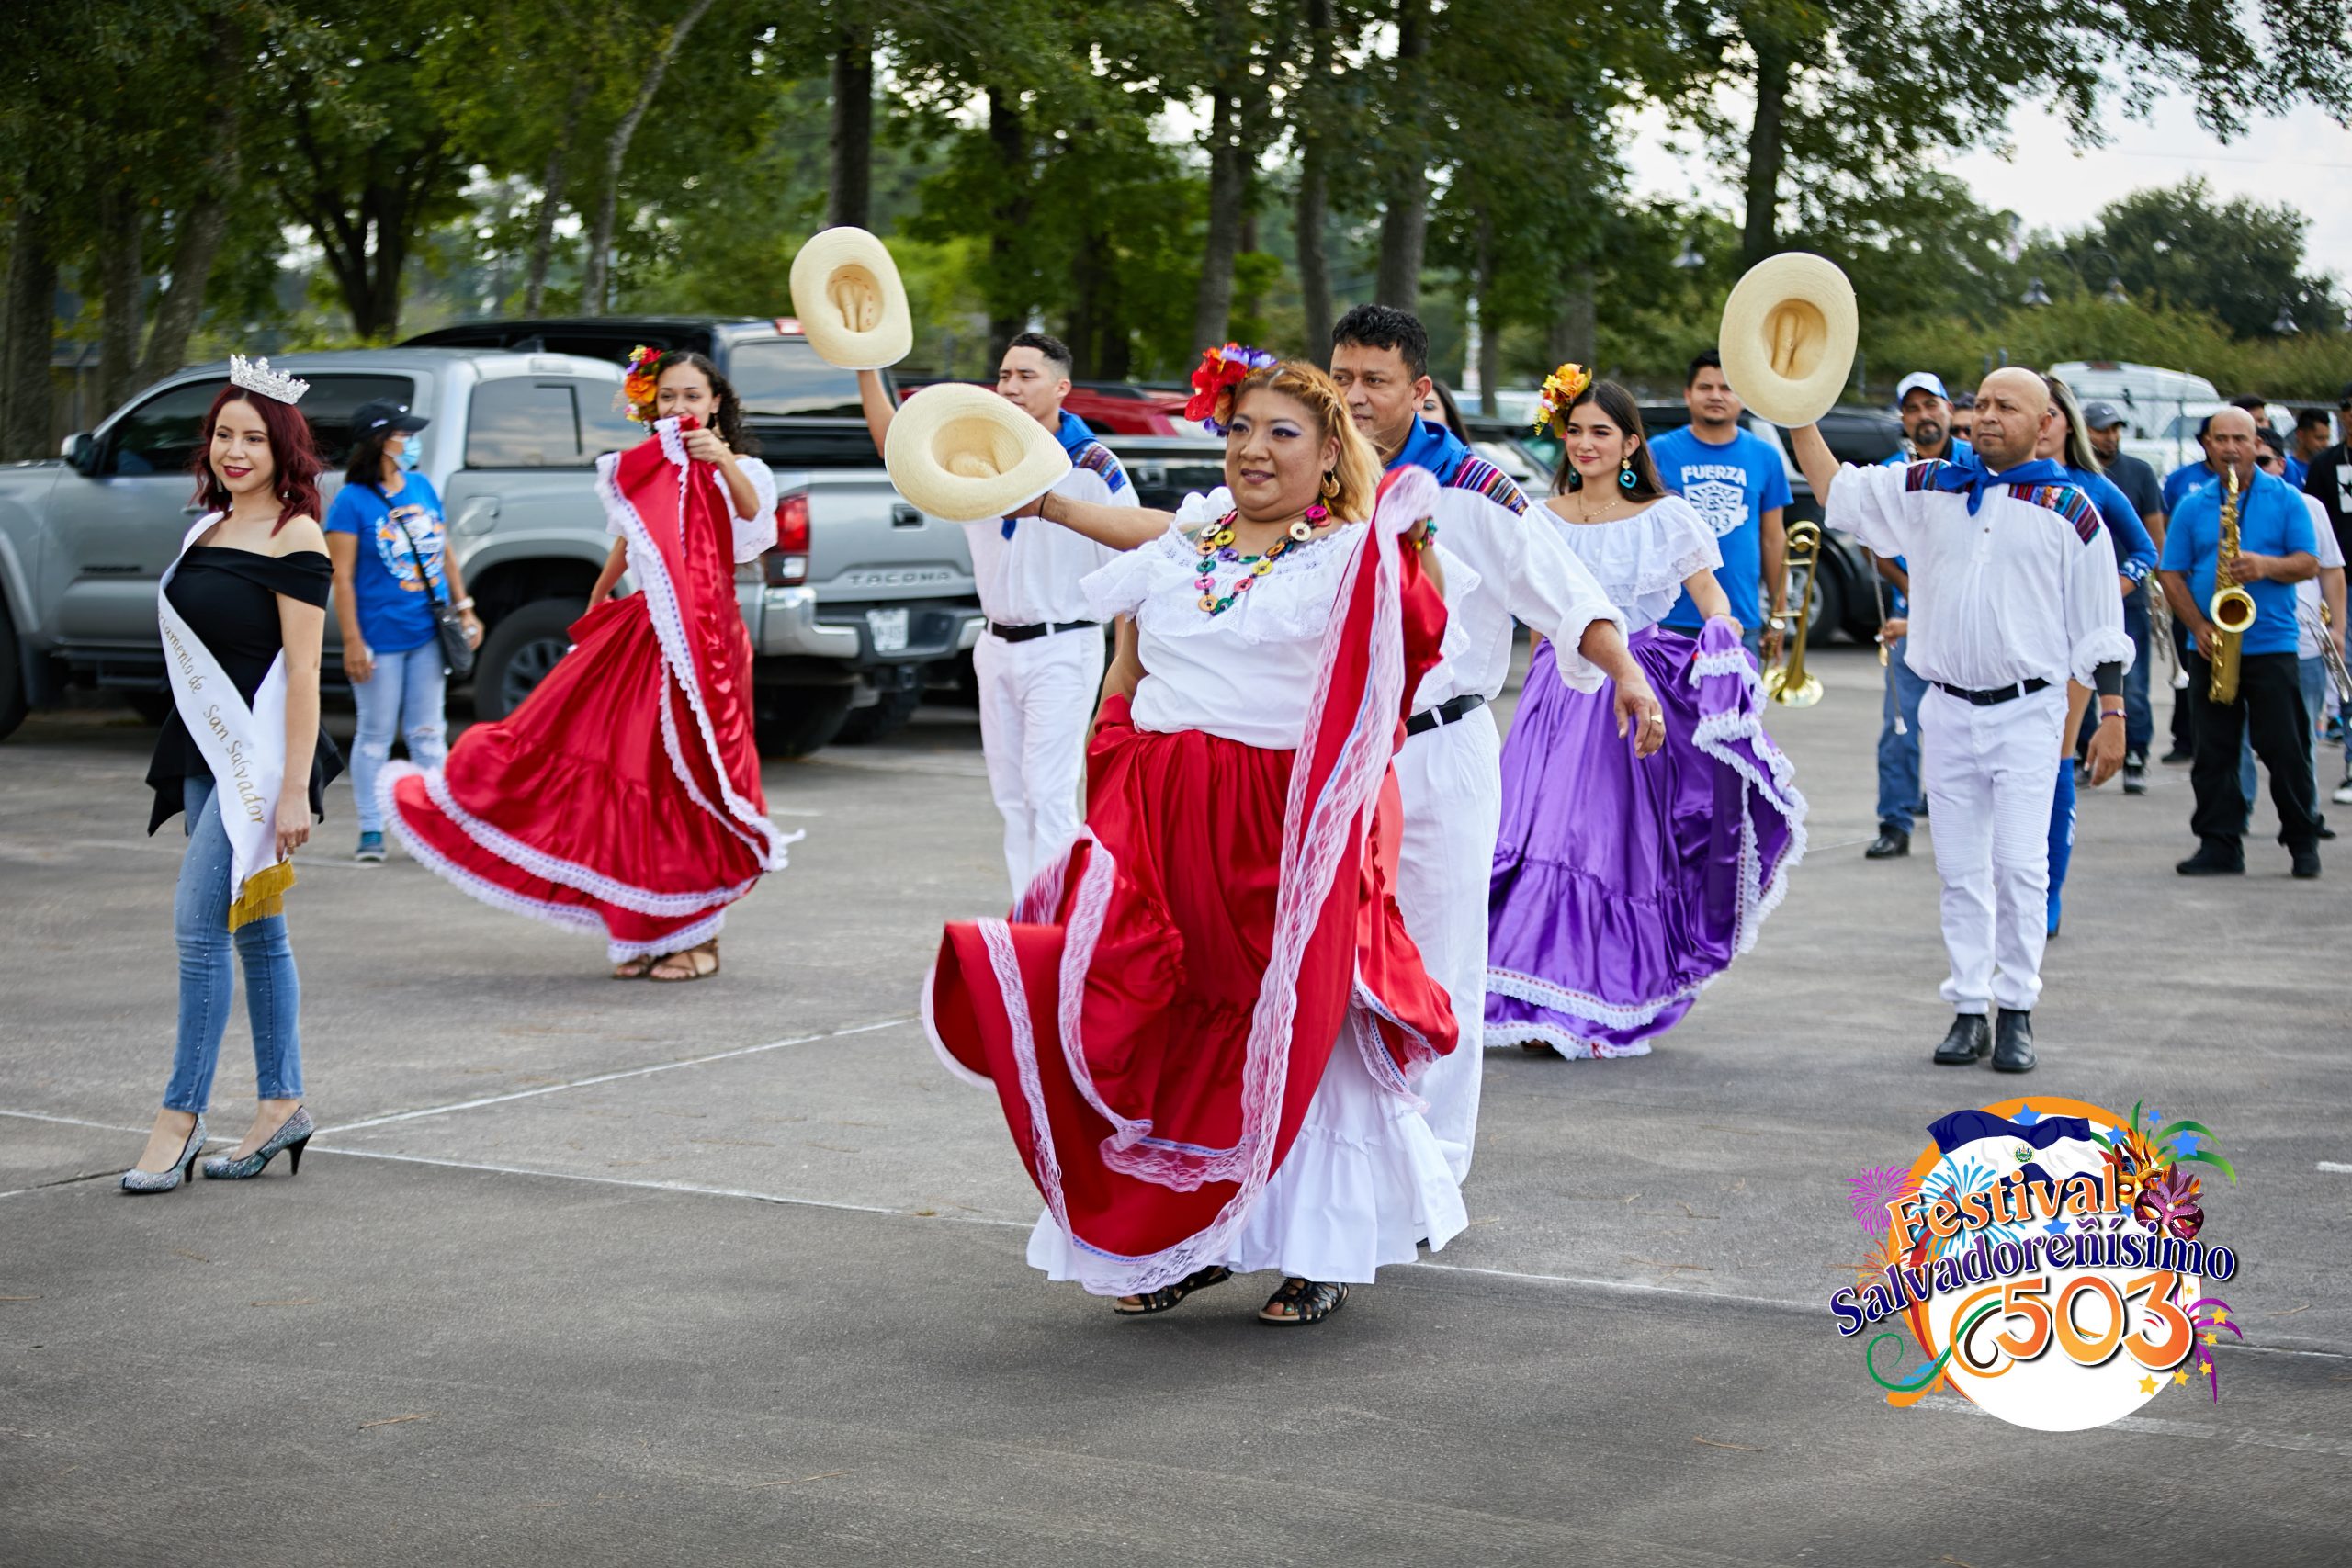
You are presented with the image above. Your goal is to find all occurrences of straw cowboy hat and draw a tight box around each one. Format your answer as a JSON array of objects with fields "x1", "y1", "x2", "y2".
[
  {"x1": 789, "y1": 226, "x2": 912, "y2": 370},
  {"x1": 1717, "y1": 252, "x2": 1858, "y2": 427},
  {"x1": 884, "y1": 384, "x2": 1071, "y2": 522}
]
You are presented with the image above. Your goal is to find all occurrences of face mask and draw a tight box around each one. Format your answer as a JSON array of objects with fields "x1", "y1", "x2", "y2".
[{"x1": 393, "y1": 442, "x2": 422, "y2": 471}]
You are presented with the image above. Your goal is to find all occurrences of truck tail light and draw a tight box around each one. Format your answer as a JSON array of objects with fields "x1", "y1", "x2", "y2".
[{"x1": 763, "y1": 491, "x2": 810, "y2": 586}]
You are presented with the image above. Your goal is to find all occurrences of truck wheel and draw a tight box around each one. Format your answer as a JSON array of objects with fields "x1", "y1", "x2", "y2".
[
  {"x1": 0, "y1": 604, "x2": 27, "y2": 740},
  {"x1": 835, "y1": 682, "x2": 924, "y2": 745},
  {"x1": 473, "y1": 598, "x2": 585, "y2": 721},
  {"x1": 755, "y1": 688, "x2": 854, "y2": 758}
]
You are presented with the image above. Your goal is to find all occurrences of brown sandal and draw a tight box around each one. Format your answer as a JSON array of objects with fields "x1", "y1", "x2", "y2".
[
  {"x1": 646, "y1": 940, "x2": 719, "y2": 983},
  {"x1": 612, "y1": 954, "x2": 657, "y2": 979}
]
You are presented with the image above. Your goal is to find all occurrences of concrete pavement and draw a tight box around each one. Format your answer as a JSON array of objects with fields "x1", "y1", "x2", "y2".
[{"x1": 4, "y1": 644, "x2": 2347, "y2": 1565}]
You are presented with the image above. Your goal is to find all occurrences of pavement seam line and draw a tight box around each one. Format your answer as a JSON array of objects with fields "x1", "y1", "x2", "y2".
[{"x1": 315, "y1": 1015, "x2": 918, "y2": 1134}]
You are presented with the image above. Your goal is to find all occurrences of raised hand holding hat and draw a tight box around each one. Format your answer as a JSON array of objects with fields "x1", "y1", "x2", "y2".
[
  {"x1": 883, "y1": 385, "x2": 1071, "y2": 523},
  {"x1": 789, "y1": 227, "x2": 913, "y2": 370},
  {"x1": 1718, "y1": 253, "x2": 1859, "y2": 427}
]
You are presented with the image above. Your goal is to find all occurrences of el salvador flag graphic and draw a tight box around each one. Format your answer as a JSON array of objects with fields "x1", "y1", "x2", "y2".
[{"x1": 1928, "y1": 1109, "x2": 2109, "y2": 1189}]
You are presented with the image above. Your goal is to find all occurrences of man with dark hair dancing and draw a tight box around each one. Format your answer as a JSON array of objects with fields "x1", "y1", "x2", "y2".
[
  {"x1": 859, "y1": 333, "x2": 1136, "y2": 897},
  {"x1": 1328, "y1": 303, "x2": 1647, "y2": 1175}
]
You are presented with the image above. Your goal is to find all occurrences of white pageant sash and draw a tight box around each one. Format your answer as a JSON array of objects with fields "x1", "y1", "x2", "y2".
[{"x1": 159, "y1": 514, "x2": 296, "y2": 930}]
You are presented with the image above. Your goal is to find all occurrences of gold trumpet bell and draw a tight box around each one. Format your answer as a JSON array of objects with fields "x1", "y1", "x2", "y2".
[{"x1": 1762, "y1": 664, "x2": 1823, "y2": 706}]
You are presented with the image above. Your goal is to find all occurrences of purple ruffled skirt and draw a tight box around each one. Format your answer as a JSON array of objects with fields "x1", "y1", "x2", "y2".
[{"x1": 1486, "y1": 618, "x2": 1805, "y2": 1058}]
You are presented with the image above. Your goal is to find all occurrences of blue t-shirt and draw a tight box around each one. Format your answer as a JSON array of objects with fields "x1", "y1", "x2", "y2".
[
  {"x1": 1649, "y1": 424, "x2": 1792, "y2": 630},
  {"x1": 323, "y1": 473, "x2": 450, "y2": 653},
  {"x1": 2163, "y1": 461, "x2": 2219, "y2": 515},
  {"x1": 2157, "y1": 468, "x2": 2316, "y2": 659}
]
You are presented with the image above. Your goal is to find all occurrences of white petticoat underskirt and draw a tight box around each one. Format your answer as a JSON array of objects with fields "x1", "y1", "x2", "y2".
[{"x1": 1024, "y1": 1032, "x2": 1469, "y2": 1290}]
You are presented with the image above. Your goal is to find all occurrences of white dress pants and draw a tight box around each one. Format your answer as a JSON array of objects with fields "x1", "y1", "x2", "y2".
[
  {"x1": 1917, "y1": 683, "x2": 2065, "y2": 1015},
  {"x1": 1393, "y1": 705, "x2": 1503, "y2": 1181},
  {"x1": 974, "y1": 626, "x2": 1106, "y2": 900}
]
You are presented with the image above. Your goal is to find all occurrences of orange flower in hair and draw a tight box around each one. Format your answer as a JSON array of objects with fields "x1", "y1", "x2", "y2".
[
  {"x1": 1533, "y1": 362, "x2": 1592, "y2": 440},
  {"x1": 618, "y1": 344, "x2": 662, "y2": 423}
]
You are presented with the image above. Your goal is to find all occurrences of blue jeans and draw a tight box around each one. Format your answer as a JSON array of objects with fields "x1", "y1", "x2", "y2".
[
  {"x1": 165, "y1": 776, "x2": 302, "y2": 1112},
  {"x1": 1876, "y1": 637, "x2": 1928, "y2": 832},
  {"x1": 350, "y1": 640, "x2": 447, "y2": 833}
]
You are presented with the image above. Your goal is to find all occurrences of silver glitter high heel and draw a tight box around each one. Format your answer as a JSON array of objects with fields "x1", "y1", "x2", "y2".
[
  {"x1": 119, "y1": 1116, "x2": 206, "y2": 1195},
  {"x1": 201, "y1": 1106, "x2": 314, "y2": 1181}
]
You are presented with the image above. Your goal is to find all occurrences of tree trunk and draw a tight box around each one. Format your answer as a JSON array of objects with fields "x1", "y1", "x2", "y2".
[
  {"x1": 1741, "y1": 36, "x2": 1790, "y2": 267},
  {"x1": 1547, "y1": 288, "x2": 1594, "y2": 369},
  {"x1": 1191, "y1": 88, "x2": 1247, "y2": 354},
  {"x1": 1374, "y1": 0, "x2": 1430, "y2": 310},
  {"x1": 525, "y1": 65, "x2": 593, "y2": 314},
  {"x1": 984, "y1": 89, "x2": 1032, "y2": 347},
  {"x1": 2, "y1": 201, "x2": 57, "y2": 460},
  {"x1": 827, "y1": 23, "x2": 875, "y2": 231},
  {"x1": 139, "y1": 13, "x2": 243, "y2": 383},
  {"x1": 582, "y1": 0, "x2": 718, "y2": 316},
  {"x1": 96, "y1": 178, "x2": 144, "y2": 411},
  {"x1": 1295, "y1": 0, "x2": 1333, "y2": 356}
]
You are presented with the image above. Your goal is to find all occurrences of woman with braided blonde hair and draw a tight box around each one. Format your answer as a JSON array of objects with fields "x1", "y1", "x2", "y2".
[
  {"x1": 1485, "y1": 367, "x2": 1807, "y2": 1060},
  {"x1": 928, "y1": 356, "x2": 1463, "y2": 1328}
]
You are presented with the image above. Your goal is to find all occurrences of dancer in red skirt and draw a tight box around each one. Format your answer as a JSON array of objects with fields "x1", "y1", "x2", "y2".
[
  {"x1": 384, "y1": 351, "x2": 797, "y2": 980},
  {"x1": 926, "y1": 359, "x2": 1460, "y2": 1326}
]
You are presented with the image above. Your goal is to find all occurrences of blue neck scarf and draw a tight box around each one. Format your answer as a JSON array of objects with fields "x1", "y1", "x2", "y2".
[
  {"x1": 1918, "y1": 448, "x2": 2068, "y2": 514},
  {"x1": 1004, "y1": 411, "x2": 1101, "y2": 538},
  {"x1": 1389, "y1": 416, "x2": 1469, "y2": 486}
]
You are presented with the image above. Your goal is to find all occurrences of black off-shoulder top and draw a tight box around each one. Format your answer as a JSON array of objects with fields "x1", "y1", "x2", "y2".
[{"x1": 145, "y1": 547, "x2": 345, "y2": 834}]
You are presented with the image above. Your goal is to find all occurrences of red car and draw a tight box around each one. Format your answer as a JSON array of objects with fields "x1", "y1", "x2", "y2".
[{"x1": 899, "y1": 377, "x2": 1191, "y2": 436}]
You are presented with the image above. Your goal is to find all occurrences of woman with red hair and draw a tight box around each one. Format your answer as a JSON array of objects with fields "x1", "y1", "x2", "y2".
[{"x1": 124, "y1": 363, "x2": 340, "y2": 1192}]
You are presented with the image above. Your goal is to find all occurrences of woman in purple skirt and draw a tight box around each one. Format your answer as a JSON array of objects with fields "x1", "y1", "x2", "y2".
[{"x1": 1487, "y1": 368, "x2": 1806, "y2": 1058}]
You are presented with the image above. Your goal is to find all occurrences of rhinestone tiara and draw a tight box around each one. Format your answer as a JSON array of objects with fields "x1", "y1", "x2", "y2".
[{"x1": 228, "y1": 354, "x2": 311, "y2": 406}]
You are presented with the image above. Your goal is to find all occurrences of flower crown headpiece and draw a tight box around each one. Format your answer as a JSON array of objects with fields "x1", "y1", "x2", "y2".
[
  {"x1": 1185, "y1": 342, "x2": 1280, "y2": 434},
  {"x1": 229, "y1": 354, "x2": 311, "y2": 406},
  {"x1": 618, "y1": 344, "x2": 663, "y2": 423},
  {"x1": 1532, "y1": 362, "x2": 1592, "y2": 440}
]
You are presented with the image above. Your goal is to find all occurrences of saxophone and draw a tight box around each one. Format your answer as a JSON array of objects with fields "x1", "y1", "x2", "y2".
[{"x1": 2206, "y1": 464, "x2": 2257, "y2": 704}]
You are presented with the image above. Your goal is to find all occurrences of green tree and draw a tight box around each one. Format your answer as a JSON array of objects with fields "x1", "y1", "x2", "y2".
[{"x1": 2036, "y1": 178, "x2": 2342, "y2": 338}]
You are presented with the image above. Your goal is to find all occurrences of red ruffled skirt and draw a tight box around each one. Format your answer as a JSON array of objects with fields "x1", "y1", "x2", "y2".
[{"x1": 927, "y1": 696, "x2": 1456, "y2": 1296}]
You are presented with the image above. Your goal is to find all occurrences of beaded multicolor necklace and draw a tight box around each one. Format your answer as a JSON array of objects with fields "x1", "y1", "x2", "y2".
[{"x1": 1193, "y1": 503, "x2": 1327, "y2": 616}]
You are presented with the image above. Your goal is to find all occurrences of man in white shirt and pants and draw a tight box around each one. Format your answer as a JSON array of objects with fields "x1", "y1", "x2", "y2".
[
  {"x1": 1791, "y1": 368, "x2": 2132, "y2": 1074},
  {"x1": 862, "y1": 333, "x2": 1136, "y2": 899},
  {"x1": 1328, "y1": 305, "x2": 1651, "y2": 1176}
]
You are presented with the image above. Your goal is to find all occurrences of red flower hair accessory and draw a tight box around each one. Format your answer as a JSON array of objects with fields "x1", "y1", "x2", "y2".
[{"x1": 1185, "y1": 342, "x2": 1279, "y2": 434}]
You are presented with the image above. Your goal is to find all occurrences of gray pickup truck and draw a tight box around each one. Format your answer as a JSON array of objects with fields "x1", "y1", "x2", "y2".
[{"x1": 0, "y1": 336, "x2": 993, "y2": 755}]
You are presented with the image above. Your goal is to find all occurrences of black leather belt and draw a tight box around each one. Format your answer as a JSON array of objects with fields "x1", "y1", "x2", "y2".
[
  {"x1": 1405, "y1": 693, "x2": 1487, "y2": 737},
  {"x1": 1933, "y1": 677, "x2": 2051, "y2": 707},
  {"x1": 989, "y1": 619, "x2": 1098, "y2": 644}
]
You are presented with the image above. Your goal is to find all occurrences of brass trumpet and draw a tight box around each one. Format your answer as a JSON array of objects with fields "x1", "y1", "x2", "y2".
[
  {"x1": 2206, "y1": 465, "x2": 2256, "y2": 705},
  {"x1": 1763, "y1": 519, "x2": 1825, "y2": 707}
]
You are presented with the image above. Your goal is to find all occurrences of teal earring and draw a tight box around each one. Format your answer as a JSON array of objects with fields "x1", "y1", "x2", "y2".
[{"x1": 1618, "y1": 458, "x2": 1637, "y2": 491}]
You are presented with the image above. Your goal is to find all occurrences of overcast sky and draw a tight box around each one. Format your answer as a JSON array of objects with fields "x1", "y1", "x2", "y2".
[{"x1": 1623, "y1": 91, "x2": 2352, "y2": 303}]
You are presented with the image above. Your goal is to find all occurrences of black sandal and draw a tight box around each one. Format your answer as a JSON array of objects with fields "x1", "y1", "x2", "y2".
[
  {"x1": 1258, "y1": 1277, "x2": 1348, "y2": 1325},
  {"x1": 1111, "y1": 1264, "x2": 1232, "y2": 1316}
]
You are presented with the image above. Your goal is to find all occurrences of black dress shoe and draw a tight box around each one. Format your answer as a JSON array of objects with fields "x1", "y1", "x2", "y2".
[
  {"x1": 2176, "y1": 844, "x2": 2245, "y2": 875},
  {"x1": 1933, "y1": 1014, "x2": 1991, "y2": 1065},
  {"x1": 2160, "y1": 747, "x2": 2194, "y2": 765},
  {"x1": 2292, "y1": 848, "x2": 2322, "y2": 879},
  {"x1": 2316, "y1": 818, "x2": 2335, "y2": 840},
  {"x1": 1865, "y1": 828, "x2": 1911, "y2": 860},
  {"x1": 1993, "y1": 1010, "x2": 2036, "y2": 1073}
]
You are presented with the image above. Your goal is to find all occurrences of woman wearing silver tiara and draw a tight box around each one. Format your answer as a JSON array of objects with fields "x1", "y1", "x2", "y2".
[
  {"x1": 1485, "y1": 368, "x2": 1805, "y2": 1059},
  {"x1": 125, "y1": 357, "x2": 338, "y2": 1191}
]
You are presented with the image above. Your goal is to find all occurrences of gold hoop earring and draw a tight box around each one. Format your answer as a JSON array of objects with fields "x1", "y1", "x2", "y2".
[{"x1": 1318, "y1": 471, "x2": 1340, "y2": 501}]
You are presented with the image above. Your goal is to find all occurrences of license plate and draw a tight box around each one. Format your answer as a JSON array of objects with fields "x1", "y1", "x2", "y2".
[{"x1": 866, "y1": 608, "x2": 910, "y2": 654}]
